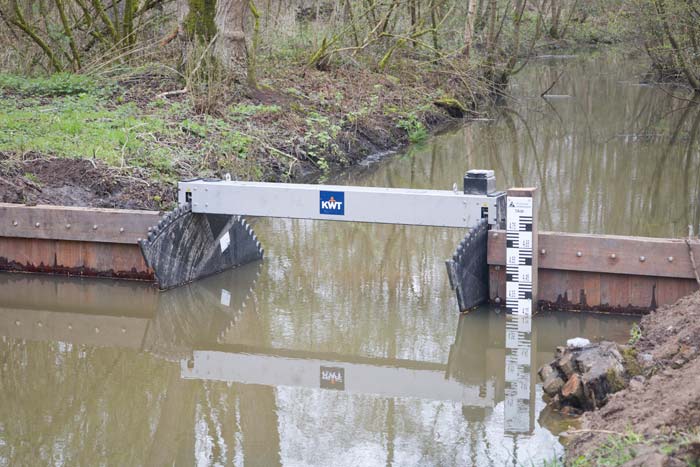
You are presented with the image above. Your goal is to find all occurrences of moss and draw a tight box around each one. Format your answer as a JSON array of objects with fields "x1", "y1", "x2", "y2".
[
  {"x1": 184, "y1": 0, "x2": 217, "y2": 41},
  {"x1": 433, "y1": 97, "x2": 468, "y2": 118},
  {"x1": 606, "y1": 367, "x2": 627, "y2": 392},
  {"x1": 621, "y1": 346, "x2": 643, "y2": 377}
]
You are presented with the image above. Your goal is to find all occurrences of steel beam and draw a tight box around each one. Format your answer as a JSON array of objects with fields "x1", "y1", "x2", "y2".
[{"x1": 179, "y1": 180, "x2": 504, "y2": 228}]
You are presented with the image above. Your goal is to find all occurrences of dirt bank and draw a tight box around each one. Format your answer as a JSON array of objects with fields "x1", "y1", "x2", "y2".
[{"x1": 565, "y1": 291, "x2": 700, "y2": 466}]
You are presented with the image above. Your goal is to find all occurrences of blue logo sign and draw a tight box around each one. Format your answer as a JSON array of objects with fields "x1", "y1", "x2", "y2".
[{"x1": 319, "y1": 190, "x2": 345, "y2": 215}]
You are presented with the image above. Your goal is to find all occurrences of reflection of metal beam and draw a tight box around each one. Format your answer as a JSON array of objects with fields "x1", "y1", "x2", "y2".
[
  {"x1": 201, "y1": 343, "x2": 447, "y2": 371},
  {"x1": 181, "y1": 349, "x2": 495, "y2": 406}
]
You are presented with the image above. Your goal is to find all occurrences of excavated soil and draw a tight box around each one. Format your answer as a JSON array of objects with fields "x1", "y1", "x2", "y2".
[
  {"x1": 0, "y1": 153, "x2": 175, "y2": 210},
  {"x1": 566, "y1": 291, "x2": 700, "y2": 465}
]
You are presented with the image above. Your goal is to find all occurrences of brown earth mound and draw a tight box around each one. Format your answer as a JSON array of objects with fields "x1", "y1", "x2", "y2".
[
  {"x1": 566, "y1": 291, "x2": 700, "y2": 465},
  {"x1": 0, "y1": 153, "x2": 175, "y2": 210}
]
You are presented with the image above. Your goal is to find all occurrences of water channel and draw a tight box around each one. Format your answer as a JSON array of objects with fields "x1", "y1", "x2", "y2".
[{"x1": 1, "y1": 52, "x2": 699, "y2": 466}]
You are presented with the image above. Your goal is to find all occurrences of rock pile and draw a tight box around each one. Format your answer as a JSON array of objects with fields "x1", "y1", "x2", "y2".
[{"x1": 538, "y1": 341, "x2": 629, "y2": 414}]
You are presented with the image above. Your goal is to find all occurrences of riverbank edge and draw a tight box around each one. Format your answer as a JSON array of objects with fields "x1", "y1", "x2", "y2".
[
  {"x1": 560, "y1": 291, "x2": 700, "y2": 466},
  {"x1": 0, "y1": 61, "x2": 478, "y2": 211}
]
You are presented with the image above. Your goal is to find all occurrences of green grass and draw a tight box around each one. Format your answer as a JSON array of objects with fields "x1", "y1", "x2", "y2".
[
  {"x1": 0, "y1": 73, "x2": 97, "y2": 97},
  {"x1": 0, "y1": 94, "x2": 176, "y2": 168},
  {"x1": 0, "y1": 76, "x2": 263, "y2": 180}
]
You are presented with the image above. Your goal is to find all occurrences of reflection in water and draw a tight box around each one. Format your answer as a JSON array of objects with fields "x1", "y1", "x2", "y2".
[
  {"x1": 337, "y1": 55, "x2": 700, "y2": 238},
  {"x1": 0, "y1": 270, "x2": 636, "y2": 466},
  {"x1": 0, "y1": 53, "x2": 689, "y2": 465}
]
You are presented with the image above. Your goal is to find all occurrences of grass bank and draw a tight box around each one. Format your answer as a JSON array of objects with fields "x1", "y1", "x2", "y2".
[{"x1": 0, "y1": 56, "x2": 468, "y2": 210}]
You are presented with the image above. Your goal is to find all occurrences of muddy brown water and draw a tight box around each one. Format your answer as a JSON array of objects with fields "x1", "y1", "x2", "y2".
[{"x1": 1, "y1": 52, "x2": 698, "y2": 465}]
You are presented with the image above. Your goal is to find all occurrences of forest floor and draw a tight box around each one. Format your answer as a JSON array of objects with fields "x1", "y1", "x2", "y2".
[
  {"x1": 564, "y1": 291, "x2": 700, "y2": 466},
  {"x1": 0, "y1": 55, "x2": 479, "y2": 210}
]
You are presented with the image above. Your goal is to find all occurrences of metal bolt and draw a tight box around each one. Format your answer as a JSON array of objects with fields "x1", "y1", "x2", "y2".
[
  {"x1": 121, "y1": 327, "x2": 126, "y2": 333},
  {"x1": 92, "y1": 224, "x2": 98, "y2": 230},
  {"x1": 119, "y1": 227, "x2": 124, "y2": 233},
  {"x1": 668, "y1": 256, "x2": 674, "y2": 262},
  {"x1": 610, "y1": 253, "x2": 617, "y2": 259},
  {"x1": 14, "y1": 320, "x2": 20, "y2": 326},
  {"x1": 147, "y1": 227, "x2": 152, "y2": 232},
  {"x1": 576, "y1": 251, "x2": 583, "y2": 257},
  {"x1": 12, "y1": 220, "x2": 17, "y2": 226},
  {"x1": 67, "y1": 324, "x2": 72, "y2": 330},
  {"x1": 66, "y1": 223, "x2": 71, "y2": 229},
  {"x1": 205, "y1": 203, "x2": 209, "y2": 208},
  {"x1": 36, "y1": 321, "x2": 42, "y2": 328},
  {"x1": 95, "y1": 327, "x2": 100, "y2": 334},
  {"x1": 495, "y1": 296, "x2": 502, "y2": 304},
  {"x1": 35, "y1": 222, "x2": 40, "y2": 228},
  {"x1": 540, "y1": 249, "x2": 546, "y2": 255},
  {"x1": 640, "y1": 256, "x2": 646, "y2": 262},
  {"x1": 493, "y1": 232, "x2": 499, "y2": 238}
]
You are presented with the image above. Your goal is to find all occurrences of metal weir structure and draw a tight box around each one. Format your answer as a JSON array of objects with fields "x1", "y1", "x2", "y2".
[{"x1": 139, "y1": 169, "x2": 506, "y2": 310}]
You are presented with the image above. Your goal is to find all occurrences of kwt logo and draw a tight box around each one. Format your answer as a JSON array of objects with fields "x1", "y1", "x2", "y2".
[
  {"x1": 320, "y1": 366, "x2": 345, "y2": 390},
  {"x1": 319, "y1": 190, "x2": 345, "y2": 215}
]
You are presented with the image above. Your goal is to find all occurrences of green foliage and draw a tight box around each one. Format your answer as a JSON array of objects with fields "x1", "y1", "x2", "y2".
[
  {"x1": 228, "y1": 103, "x2": 281, "y2": 121},
  {"x1": 628, "y1": 322, "x2": 642, "y2": 345},
  {"x1": 620, "y1": 345, "x2": 643, "y2": 377},
  {"x1": 397, "y1": 114, "x2": 428, "y2": 143},
  {"x1": 568, "y1": 430, "x2": 645, "y2": 466},
  {"x1": 181, "y1": 119, "x2": 209, "y2": 137},
  {"x1": 219, "y1": 130, "x2": 252, "y2": 157},
  {"x1": 569, "y1": 429, "x2": 700, "y2": 466},
  {"x1": 304, "y1": 112, "x2": 341, "y2": 171},
  {"x1": 0, "y1": 73, "x2": 96, "y2": 97}
]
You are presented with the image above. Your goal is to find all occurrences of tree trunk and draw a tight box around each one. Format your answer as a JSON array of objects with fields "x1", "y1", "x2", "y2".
[
  {"x1": 549, "y1": 0, "x2": 562, "y2": 39},
  {"x1": 462, "y1": 0, "x2": 477, "y2": 58},
  {"x1": 178, "y1": 0, "x2": 249, "y2": 77}
]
